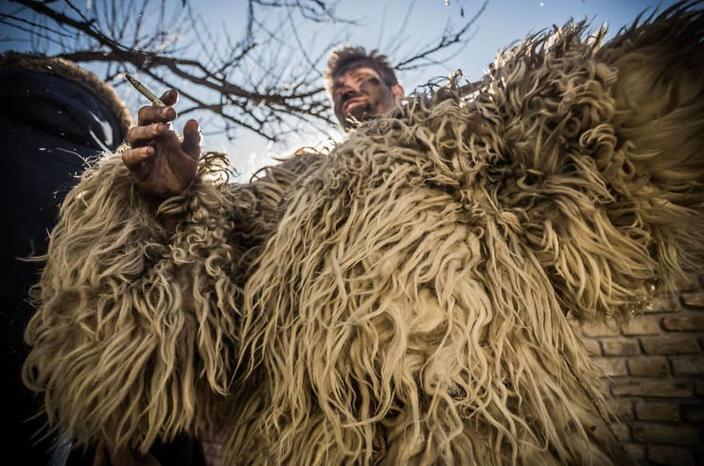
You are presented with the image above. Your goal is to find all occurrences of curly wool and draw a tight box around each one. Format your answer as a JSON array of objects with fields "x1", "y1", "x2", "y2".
[
  {"x1": 23, "y1": 3, "x2": 704, "y2": 465},
  {"x1": 232, "y1": 4, "x2": 704, "y2": 465}
]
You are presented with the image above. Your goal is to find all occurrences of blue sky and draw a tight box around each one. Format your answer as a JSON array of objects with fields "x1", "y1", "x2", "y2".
[
  {"x1": 281, "y1": 0, "x2": 675, "y2": 86},
  {"x1": 1, "y1": 0, "x2": 677, "y2": 177}
]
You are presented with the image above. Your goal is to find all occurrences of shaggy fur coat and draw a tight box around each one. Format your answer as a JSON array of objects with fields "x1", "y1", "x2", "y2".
[{"x1": 24, "y1": 4, "x2": 704, "y2": 465}]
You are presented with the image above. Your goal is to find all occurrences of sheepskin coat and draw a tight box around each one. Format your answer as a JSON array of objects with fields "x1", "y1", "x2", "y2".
[{"x1": 23, "y1": 4, "x2": 704, "y2": 465}]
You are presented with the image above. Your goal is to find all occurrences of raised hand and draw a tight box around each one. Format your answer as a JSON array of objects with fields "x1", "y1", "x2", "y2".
[{"x1": 122, "y1": 89, "x2": 201, "y2": 200}]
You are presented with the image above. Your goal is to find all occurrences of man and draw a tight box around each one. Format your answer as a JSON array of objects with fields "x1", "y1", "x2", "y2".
[
  {"x1": 23, "y1": 6, "x2": 704, "y2": 466},
  {"x1": 120, "y1": 46, "x2": 403, "y2": 199},
  {"x1": 326, "y1": 46, "x2": 404, "y2": 129}
]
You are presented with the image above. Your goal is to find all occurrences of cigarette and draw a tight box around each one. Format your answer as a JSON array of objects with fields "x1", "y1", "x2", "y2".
[{"x1": 123, "y1": 73, "x2": 166, "y2": 107}]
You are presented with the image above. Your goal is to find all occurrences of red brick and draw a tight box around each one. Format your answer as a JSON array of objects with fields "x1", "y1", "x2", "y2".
[
  {"x1": 682, "y1": 291, "x2": 704, "y2": 309},
  {"x1": 671, "y1": 355, "x2": 704, "y2": 375},
  {"x1": 593, "y1": 357, "x2": 627, "y2": 376},
  {"x1": 621, "y1": 315, "x2": 661, "y2": 335},
  {"x1": 643, "y1": 295, "x2": 678, "y2": 313},
  {"x1": 611, "y1": 380, "x2": 693, "y2": 397},
  {"x1": 610, "y1": 423, "x2": 631, "y2": 442},
  {"x1": 624, "y1": 443, "x2": 645, "y2": 462},
  {"x1": 635, "y1": 402, "x2": 680, "y2": 421},
  {"x1": 682, "y1": 404, "x2": 704, "y2": 422},
  {"x1": 648, "y1": 445, "x2": 696, "y2": 466},
  {"x1": 662, "y1": 314, "x2": 704, "y2": 331},
  {"x1": 582, "y1": 321, "x2": 620, "y2": 337},
  {"x1": 601, "y1": 338, "x2": 640, "y2": 356},
  {"x1": 627, "y1": 356, "x2": 669, "y2": 377},
  {"x1": 608, "y1": 399, "x2": 633, "y2": 421},
  {"x1": 640, "y1": 335, "x2": 700, "y2": 355},
  {"x1": 632, "y1": 423, "x2": 699, "y2": 445},
  {"x1": 581, "y1": 338, "x2": 601, "y2": 355}
]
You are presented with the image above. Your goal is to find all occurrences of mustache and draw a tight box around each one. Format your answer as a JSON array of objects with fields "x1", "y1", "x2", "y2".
[
  {"x1": 341, "y1": 93, "x2": 369, "y2": 113},
  {"x1": 341, "y1": 91, "x2": 365, "y2": 105}
]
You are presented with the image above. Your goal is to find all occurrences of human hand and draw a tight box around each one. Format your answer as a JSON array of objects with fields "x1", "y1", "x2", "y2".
[{"x1": 122, "y1": 89, "x2": 201, "y2": 200}]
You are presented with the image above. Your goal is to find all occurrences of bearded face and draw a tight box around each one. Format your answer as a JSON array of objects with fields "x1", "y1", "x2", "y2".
[{"x1": 332, "y1": 66, "x2": 402, "y2": 129}]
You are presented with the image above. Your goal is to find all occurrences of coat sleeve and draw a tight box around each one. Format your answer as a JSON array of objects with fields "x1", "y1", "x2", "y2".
[{"x1": 22, "y1": 151, "x2": 242, "y2": 453}]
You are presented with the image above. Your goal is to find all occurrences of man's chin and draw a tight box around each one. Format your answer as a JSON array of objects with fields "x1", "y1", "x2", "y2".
[{"x1": 345, "y1": 107, "x2": 374, "y2": 123}]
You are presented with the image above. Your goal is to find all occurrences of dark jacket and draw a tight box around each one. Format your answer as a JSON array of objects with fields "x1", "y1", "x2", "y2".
[{"x1": 0, "y1": 52, "x2": 131, "y2": 466}]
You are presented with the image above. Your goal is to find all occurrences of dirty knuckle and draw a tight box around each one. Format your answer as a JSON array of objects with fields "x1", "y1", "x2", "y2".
[{"x1": 138, "y1": 106, "x2": 155, "y2": 122}]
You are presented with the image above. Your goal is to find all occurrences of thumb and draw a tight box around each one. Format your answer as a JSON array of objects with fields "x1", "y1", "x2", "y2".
[{"x1": 181, "y1": 119, "x2": 201, "y2": 159}]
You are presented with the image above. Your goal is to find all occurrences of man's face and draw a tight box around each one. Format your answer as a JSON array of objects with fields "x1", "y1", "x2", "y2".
[{"x1": 332, "y1": 66, "x2": 403, "y2": 129}]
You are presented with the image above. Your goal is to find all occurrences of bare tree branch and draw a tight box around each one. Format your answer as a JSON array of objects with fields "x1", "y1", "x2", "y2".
[
  {"x1": 4, "y1": 0, "x2": 484, "y2": 143},
  {"x1": 0, "y1": 13, "x2": 73, "y2": 39},
  {"x1": 395, "y1": 0, "x2": 488, "y2": 70}
]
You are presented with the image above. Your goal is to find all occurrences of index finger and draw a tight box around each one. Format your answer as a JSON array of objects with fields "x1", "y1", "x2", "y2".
[
  {"x1": 137, "y1": 105, "x2": 176, "y2": 126},
  {"x1": 160, "y1": 89, "x2": 178, "y2": 107},
  {"x1": 122, "y1": 146, "x2": 154, "y2": 172}
]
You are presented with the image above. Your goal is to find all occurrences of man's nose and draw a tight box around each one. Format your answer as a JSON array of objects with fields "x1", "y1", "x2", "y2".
[
  {"x1": 340, "y1": 80, "x2": 361, "y2": 95},
  {"x1": 341, "y1": 88, "x2": 358, "y2": 100}
]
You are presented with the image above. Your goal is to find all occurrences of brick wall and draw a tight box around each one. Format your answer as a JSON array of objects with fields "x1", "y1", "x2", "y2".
[{"x1": 573, "y1": 286, "x2": 704, "y2": 466}]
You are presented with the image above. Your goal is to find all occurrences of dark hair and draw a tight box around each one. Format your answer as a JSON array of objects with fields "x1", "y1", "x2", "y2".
[{"x1": 325, "y1": 46, "x2": 398, "y2": 95}]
